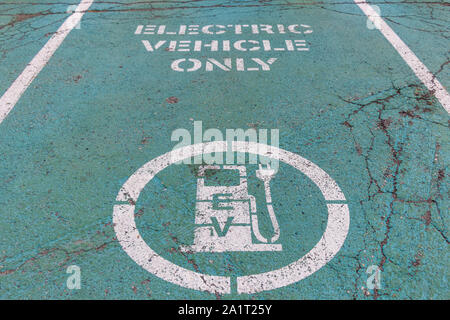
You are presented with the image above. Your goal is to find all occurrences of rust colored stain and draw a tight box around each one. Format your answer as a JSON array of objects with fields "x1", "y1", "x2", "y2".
[
  {"x1": 14, "y1": 13, "x2": 42, "y2": 23},
  {"x1": 166, "y1": 96, "x2": 179, "y2": 104},
  {"x1": 421, "y1": 211, "x2": 432, "y2": 226}
]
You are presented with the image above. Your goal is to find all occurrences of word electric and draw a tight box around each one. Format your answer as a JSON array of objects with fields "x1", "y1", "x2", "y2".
[{"x1": 135, "y1": 24, "x2": 313, "y2": 35}]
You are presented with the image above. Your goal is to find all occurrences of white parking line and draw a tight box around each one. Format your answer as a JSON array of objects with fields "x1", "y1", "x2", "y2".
[
  {"x1": 0, "y1": 0, "x2": 94, "y2": 124},
  {"x1": 355, "y1": 0, "x2": 450, "y2": 114}
]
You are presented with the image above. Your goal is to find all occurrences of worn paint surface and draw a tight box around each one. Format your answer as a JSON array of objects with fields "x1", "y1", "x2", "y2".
[{"x1": 0, "y1": 0, "x2": 448, "y2": 299}]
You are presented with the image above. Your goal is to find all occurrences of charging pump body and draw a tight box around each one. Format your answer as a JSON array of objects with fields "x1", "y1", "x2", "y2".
[{"x1": 181, "y1": 165, "x2": 282, "y2": 252}]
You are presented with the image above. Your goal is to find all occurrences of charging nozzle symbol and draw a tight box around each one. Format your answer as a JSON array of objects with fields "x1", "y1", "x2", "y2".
[{"x1": 254, "y1": 163, "x2": 280, "y2": 243}]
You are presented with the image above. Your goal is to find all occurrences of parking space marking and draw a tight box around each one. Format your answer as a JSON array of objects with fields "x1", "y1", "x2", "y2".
[
  {"x1": 355, "y1": 0, "x2": 450, "y2": 113},
  {"x1": 0, "y1": 0, "x2": 94, "y2": 124}
]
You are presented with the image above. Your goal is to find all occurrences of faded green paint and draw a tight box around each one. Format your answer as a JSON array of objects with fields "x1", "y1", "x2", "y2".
[{"x1": 0, "y1": 0, "x2": 448, "y2": 299}]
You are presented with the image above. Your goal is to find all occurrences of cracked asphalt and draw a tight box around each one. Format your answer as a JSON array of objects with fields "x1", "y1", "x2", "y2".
[{"x1": 0, "y1": 0, "x2": 448, "y2": 299}]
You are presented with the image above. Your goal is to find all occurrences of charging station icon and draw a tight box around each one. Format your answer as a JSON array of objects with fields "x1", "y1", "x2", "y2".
[
  {"x1": 113, "y1": 141, "x2": 349, "y2": 294},
  {"x1": 181, "y1": 164, "x2": 282, "y2": 253}
]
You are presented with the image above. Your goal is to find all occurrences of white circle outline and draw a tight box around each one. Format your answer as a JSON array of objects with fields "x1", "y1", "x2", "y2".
[{"x1": 113, "y1": 141, "x2": 350, "y2": 294}]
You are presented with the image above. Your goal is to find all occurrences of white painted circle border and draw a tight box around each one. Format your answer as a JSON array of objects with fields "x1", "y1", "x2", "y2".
[{"x1": 113, "y1": 141, "x2": 350, "y2": 294}]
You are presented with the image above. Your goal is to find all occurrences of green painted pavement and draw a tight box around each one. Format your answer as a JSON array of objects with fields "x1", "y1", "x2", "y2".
[{"x1": 0, "y1": 0, "x2": 448, "y2": 299}]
